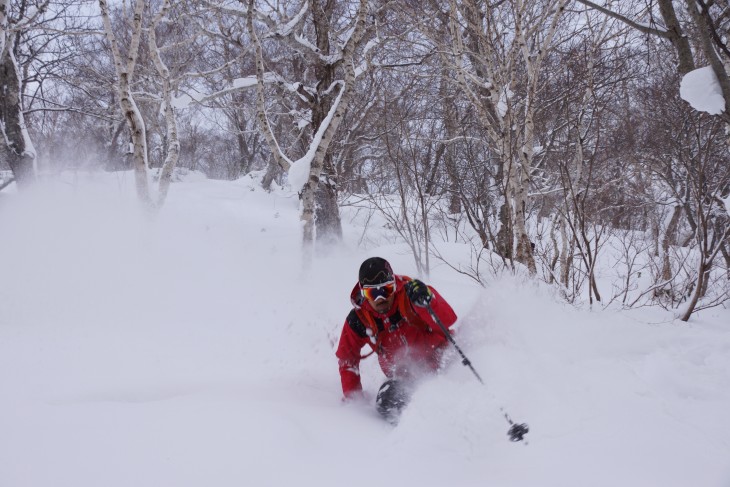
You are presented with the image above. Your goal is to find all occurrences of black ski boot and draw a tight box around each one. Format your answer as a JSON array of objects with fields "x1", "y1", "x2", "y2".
[{"x1": 376, "y1": 379, "x2": 411, "y2": 424}]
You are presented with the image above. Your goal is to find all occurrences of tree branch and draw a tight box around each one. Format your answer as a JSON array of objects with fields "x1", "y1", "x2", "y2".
[
  {"x1": 0, "y1": 176, "x2": 15, "y2": 192},
  {"x1": 574, "y1": 0, "x2": 671, "y2": 38}
]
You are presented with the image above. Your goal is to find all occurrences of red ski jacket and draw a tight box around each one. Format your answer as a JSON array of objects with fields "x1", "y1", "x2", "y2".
[{"x1": 335, "y1": 275, "x2": 457, "y2": 398}]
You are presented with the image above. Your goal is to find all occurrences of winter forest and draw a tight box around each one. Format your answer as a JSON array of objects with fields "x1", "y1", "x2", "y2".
[
  {"x1": 2, "y1": 0, "x2": 730, "y2": 319},
  {"x1": 1, "y1": 1, "x2": 730, "y2": 486}
]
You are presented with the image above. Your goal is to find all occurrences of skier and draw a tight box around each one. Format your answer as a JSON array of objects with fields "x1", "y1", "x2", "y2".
[{"x1": 336, "y1": 256, "x2": 457, "y2": 421}]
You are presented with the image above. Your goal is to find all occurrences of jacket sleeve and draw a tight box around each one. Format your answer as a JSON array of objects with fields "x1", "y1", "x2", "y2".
[
  {"x1": 335, "y1": 311, "x2": 370, "y2": 398},
  {"x1": 413, "y1": 286, "x2": 457, "y2": 346}
]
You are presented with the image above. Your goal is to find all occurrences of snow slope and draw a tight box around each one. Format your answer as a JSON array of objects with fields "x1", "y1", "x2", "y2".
[{"x1": 1, "y1": 173, "x2": 729, "y2": 487}]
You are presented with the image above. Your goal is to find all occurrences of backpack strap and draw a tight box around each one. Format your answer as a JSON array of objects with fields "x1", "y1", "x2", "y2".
[{"x1": 347, "y1": 308, "x2": 383, "y2": 358}]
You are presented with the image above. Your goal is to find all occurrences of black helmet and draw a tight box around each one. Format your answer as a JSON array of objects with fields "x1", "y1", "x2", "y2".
[{"x1": 359, "y1": 257, "x2": 394, "y2": 286}]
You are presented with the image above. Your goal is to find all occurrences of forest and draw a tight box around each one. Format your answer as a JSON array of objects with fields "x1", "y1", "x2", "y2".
[{"x1": 1, "y1": 0, "x2": 729, "y2": 321}]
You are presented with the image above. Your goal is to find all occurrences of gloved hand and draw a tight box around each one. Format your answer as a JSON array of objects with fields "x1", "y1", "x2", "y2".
[{"x1": 405, "y1": 279, "x2": 433, "y2": 307}]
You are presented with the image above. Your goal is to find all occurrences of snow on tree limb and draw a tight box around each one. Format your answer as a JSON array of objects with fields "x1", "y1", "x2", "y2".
[
  {"x1": 288, "y1": 80, "x2": 346, "y2": 192},
  {"x1": 170, "y1": 75, "x2": 271, "y2": 109},
  {"x1": 680, "y1": 66, "x2": 726, "y2": 115},
  {"x1": 247, "y1": 0, "x2": 368, "y2": 179},
  {"x1": 274, "y1": 2, "x2": 309, "y2": 37},
  {"x1": 573, "y1": 0, "x2": 670, "y2": 38}
]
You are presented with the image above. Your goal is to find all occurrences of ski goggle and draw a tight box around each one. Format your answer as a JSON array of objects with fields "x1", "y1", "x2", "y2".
[{"x1": 361, "y1": 280, "x2": 396, "y2": 302}]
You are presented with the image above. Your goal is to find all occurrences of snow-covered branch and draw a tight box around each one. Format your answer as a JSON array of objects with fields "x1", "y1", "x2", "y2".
[{"x1": 573, "y1": 0, "x2": 670, "y2": 38}]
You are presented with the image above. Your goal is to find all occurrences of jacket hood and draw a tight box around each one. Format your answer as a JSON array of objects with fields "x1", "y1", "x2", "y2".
[{"x1": 350, "y1": 282, "x2": 366, "y2": 310}]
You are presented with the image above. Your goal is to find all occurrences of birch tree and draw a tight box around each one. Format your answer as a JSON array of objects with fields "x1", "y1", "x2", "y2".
[
  {"x1": 98, "y1": 0, "x2": 151, "y2": 205},
  {"x1": 246, "y1": 0, "x2": 371, "y2": 258},
  {"x1": 0, "y1": 0, "x2": 49, "y2": 188},
  {"x1": 431, "y1": 0, "x2": 569, "y2": 274},
  {"x1": 146, "y1": 0, "x2": 186, "y2": 207},
  {"x1": 97, "y1": 0, "x2": 203, "y2": 208}
]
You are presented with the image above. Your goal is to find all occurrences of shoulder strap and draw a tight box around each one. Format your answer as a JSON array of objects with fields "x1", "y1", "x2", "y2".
[{"x1": 354, "y1": 308, "x2": 383, "y2": 358}]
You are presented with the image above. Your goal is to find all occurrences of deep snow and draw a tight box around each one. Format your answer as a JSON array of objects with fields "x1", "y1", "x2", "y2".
[{"x1": 1, "y1": 172, "x2": 729, "y2": 487}]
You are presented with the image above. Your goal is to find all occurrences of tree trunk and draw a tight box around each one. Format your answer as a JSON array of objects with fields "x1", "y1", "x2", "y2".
[
  {"x1": 659, "y1": 204, "x2": 682, "y2": 290},
  {"x1": 680, "y1": 256, "x2": 707, "y2": 321},
  {"x1": 512, "y1": 162, "x2": 536, "y2": 273},
  {"x1": 720, "y1": 241, "x2": 730, "y2": 280},
  {"x1": 236, "y1": 128, "x2": 252, "y2": 176},
  {"x1": 261, "y1": 159, "x2": 280, "y2": 191},
  {"x1": 441, "y1": 90, "x2": 461, "y2": 214},
  {"x1": 495, "y1": 159, "x2": 513, "y2": 258},
  {"x1": 559, "y1": 211, "x2": 572, "y2": 288},
  {"x1": 149, "y1": 0, "x2": 180, "y2": 209},
  {"x1": 99, "y1": 0, "x2": 151, "y2": 205},
  {"x1": 658, "y1": 0, "x2": 695, "y2": 75},
  {"x1": 314, "y1": 153, "x2": 342, "y2": 246},
  {"x1": 119, "y1": 75, "x2": 151, "y2": 205},
  {"x1": 549, "y1": 213, "x2": 560, "y2": 284},
  {"x1": 0, "y1": 40, "x2": 36, "y2": 188},
  {"x1": 300, "y1": 0, "x2": 367, "y2": 252}
]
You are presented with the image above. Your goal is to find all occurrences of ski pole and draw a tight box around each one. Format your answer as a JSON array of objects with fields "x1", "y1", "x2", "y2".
[
  {"x1": 425, "y1": 303, "x2": 484, "y2": 384},
  {"x1": 424, "y1": 302, "x2": 530, "y2": 443}
]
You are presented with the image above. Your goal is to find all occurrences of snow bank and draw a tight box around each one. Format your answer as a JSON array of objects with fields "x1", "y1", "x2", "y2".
[{"x1": 1, "y1": 172, "x2": 729, "y2": 487}]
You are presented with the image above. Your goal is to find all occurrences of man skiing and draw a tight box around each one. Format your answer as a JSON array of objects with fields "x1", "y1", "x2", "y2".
[{"x1": 336, "y1": 256, "x2": 457, "y2": 421}]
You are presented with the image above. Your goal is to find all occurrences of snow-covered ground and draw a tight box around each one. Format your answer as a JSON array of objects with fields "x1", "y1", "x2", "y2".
[{"x1": 1, "y1": 172, "x2": 729, "y2": 487}]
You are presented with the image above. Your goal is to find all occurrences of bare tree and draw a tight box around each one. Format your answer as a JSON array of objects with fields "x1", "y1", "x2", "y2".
[
  {"x1": 98, "y1": 0, "x2": 151, "y2": 204},
  {"x1": 576, "y1": 0, "x2": 730, "y2": 319},
  {"x1": 0, "y1": 0, "x2": 50, "y2": 188},
  {"x1": 412, "y1": 0, "x2": 570, "y2": 274},
  {"x1": 147, "y1": 0, "x2": 185, "y2": 206}
]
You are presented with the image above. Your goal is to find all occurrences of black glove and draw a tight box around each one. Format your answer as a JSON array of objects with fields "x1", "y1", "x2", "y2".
[{"x1": 405, "y1": 279, "x2": 433, "y2": 307}]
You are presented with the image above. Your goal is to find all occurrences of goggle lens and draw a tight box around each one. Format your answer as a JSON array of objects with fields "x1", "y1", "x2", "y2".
[{"x1": 361, "y1": 280, "x2": 396, "y2": 302}]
